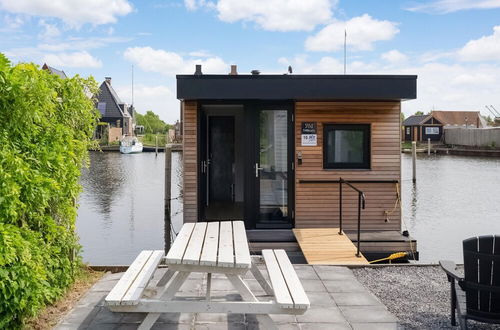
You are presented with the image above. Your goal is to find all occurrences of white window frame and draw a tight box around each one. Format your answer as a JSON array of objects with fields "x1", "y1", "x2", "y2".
[{"x1": 425, "y1": 126, "x2": 439, "y2": 135}]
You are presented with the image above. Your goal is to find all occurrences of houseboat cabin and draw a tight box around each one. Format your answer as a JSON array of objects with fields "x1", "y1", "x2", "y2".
[
  {"x1": 177, "y1": 66, "x2": 418, "y2": 262},
  {"x1": 403, "y1": 110, "x2": 487, "y2": 142}
]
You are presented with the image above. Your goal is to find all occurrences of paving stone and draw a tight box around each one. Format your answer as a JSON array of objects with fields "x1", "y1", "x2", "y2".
[
  {"x1": 340, "y1": 305, "x2": 398, "y2": 323},
  {"x1": 157, "y1": 312, "x2": 195, "y2": 324},
  {"x1": 179, "y1": 279, "x2": 203, "y2": 292},
  {"x1": 330, "y1": 291, "x2": 381, "y2": 306},
  {"x1": 305, "y1": 292, "x2": 336, "y2": 306},
  {"x1": 314, "y1": 266, "x2": 356, "y2": 281},
  {"x1": 296, "y1": 307, "x2": 346, "y2": 323},
  {"x1": 301, "y1": 279, "x2": 327, "y2": 292},
  {"x1": 195, "y1": 322, "x2": 246, "y2": 329},
  {"x1": 247, "y1": 321, "x2": 300, "y2": 330},
  {"x1": 292, "y1": 265, "x2": 320, "y2": 280},
  {"x1": 59, "y1": 306, "x2": 97, "y2": 325},
  {"x1": 299, "y1": 322, "x2": 352, "y2": 330},
  {"x1": 89, "y1": 308, "x2": 124, "y2": 324},
  {"x1": 120, "y1": 312, "x2": 144, "y2": 323},
  {"x1": 208, "y1": 279, "x2": 239, "y2": 291},
  {"x1": 76, "y1": 291, "x2": 107, "y2": 307},
  {"x1": 351, "y1": 322, "x2": 399, "y2": 330},
  {"x1": 54, "y1": 323, "x2": 81, "y2": 330},
  {"x1": 103, "y1": 272, "x2": 124, "y2": 281},
  {"x1": 322, "y1": 279, "x2": 367, "y2": 293},
  {"x1": 270, "y1": 313, "x2": 297, "y2": 323},
  {"x1": 151, "y1": 324, "x2": 191, "y2": 330},
  {"x1": 91, "y1": 279, "x2": 119, "y2": 291},
  {"x1": 195, "y1": 312, "x2": 245, "y2": 323}
]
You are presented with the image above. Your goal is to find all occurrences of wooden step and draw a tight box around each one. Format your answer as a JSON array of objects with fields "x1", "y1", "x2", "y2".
[{"x1": 293, "y1": 228, "x2": 369, "y2": 265}]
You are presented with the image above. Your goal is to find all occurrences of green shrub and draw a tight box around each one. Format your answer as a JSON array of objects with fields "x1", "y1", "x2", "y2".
[{"x1": 0, "y1": 54, "x2": 98, "y2": 328}]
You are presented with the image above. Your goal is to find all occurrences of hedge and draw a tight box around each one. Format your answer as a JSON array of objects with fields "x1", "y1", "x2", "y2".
[{"x1": 0, "y1": 54, "x2": 99, "y2": 328}]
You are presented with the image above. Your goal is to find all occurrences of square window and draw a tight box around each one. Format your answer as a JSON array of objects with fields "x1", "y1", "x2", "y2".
[{"x1": 323, "y1": 124, "x2": 370, "y2": 169}]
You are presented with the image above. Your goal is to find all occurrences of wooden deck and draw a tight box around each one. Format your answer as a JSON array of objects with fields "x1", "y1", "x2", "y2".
[{"x1": 293, "y1": 228, "x2": 369, "y2": 265}]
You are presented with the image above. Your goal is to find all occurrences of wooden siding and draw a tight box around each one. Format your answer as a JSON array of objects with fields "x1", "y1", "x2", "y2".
[
  {"x1": 183, "y1": 101, "x2": 198, "y2": 223},
  {"x1": 295, "y1": 101, "x2": 401, "y2": 231}
]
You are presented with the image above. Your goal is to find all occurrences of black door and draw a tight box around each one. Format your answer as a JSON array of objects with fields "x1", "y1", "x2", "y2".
[{"x1": 208, "y1": 116, "x2": 235, "y2": 203}]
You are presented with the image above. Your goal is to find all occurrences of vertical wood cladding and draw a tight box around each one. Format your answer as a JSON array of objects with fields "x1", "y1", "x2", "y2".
[
  {"x1": 295, "y1": 102, "x2": 402, "y2": 230},
  {"x1": 182, "y1": 101, "x2": 197, "y2": 223}
]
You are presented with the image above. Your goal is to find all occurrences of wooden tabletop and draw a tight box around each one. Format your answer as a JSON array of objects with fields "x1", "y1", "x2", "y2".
[{"x1": 165, "y1": 221, "x2": 251, "y2": 269}]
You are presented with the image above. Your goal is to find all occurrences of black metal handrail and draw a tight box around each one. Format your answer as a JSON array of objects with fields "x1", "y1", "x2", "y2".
[{"x1": 339, "y1": 178, "x2": 366, "y2": 257}]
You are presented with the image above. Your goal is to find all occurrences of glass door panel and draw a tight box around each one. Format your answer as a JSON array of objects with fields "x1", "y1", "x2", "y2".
[{"x1": 257, "y1": 110, "x2": 289, "y2": 226}]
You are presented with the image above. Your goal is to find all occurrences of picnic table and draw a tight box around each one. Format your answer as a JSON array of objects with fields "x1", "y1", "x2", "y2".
[{"x1": 105, "y1": 221, "x2": 309, "y2": 330}]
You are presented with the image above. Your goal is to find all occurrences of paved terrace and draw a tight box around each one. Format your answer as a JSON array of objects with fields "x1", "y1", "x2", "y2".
[{"x1": 56, "y1": 265, "x2": 397, "y2": 330}]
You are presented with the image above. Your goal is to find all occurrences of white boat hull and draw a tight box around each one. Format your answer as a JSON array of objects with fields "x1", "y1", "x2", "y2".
[{"x1": 120, "y1": 144, "x2": 143, "y2": 154}]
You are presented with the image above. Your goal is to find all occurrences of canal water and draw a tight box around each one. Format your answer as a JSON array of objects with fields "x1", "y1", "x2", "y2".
[
  {"x1": 77, "y1": 151, "x2": 183, "y2": 265},
  {"x1": 77, "y1": 151, "x2": 500, "y2": 265}
]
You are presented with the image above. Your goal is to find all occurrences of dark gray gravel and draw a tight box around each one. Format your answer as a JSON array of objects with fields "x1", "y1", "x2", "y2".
[{"x1": 352, "y1": 265, "x2": 499, "y2": 329}]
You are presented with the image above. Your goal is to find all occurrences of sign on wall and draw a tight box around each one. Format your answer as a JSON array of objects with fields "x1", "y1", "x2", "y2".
[{"x1": 301, "y1": 122, "x2": 317, "y2": 146}]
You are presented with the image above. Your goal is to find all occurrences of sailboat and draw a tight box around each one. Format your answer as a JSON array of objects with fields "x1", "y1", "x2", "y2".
[{"x1": 120, "y1": 136, "x2": 143, "y2": 154}]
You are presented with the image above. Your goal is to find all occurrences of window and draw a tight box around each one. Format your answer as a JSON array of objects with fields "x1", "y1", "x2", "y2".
[
  {"x1": 97, "y1": 102, "x2": 106, "y2": 115},
  {"x1": 323, "y1": 124, "x2": 370, "y2": 169},
  {"x1": 425, "y1": 127, "x2": 439, "y2": 135},
  {"x1": 406, "y1": 127, "x2": 410, "y2": 135}
]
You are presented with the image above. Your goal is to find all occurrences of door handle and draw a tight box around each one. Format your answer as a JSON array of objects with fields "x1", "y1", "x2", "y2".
[{"x1": 255, "y1": 163, "x2": 263, "y2": 177}]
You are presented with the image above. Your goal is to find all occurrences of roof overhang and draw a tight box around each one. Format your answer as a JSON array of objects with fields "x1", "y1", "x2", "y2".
[{"x1": 177, "y1": 74, "x2": 417, "y2": 101}]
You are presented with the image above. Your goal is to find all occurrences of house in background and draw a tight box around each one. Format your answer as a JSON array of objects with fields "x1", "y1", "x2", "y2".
[
  {"x1": 402, "y1": 110, "x2": 487, "y2": 142},
  {"x1": 95, "y1": 77, "x2": 134, "y2": 142},
  {"x1": 42, "y1": 63, "x2": 67, "y2": 79},
  {"x1": 402, "y1": 114, "x2": 442, "y2": 142}
]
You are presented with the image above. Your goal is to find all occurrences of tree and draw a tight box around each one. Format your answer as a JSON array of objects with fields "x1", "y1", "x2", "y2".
[
  {"x1": 400, "y1": 112, "x2": 405, "y2": 122},
  {"x1": 135, "y1": 110, "x2": 171, "y2": 134},
  {"x1": 483, "y1": 115, "x2": 493, "y2": 126},
  {"x1": 0, "y1": 54, "x2": 99, "y2": 328},
  {"x1": 414, "y1": 111, "x2": 424, "y2": 115}
]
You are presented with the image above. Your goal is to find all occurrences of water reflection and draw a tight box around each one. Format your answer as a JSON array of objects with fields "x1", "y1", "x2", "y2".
[
  {"x1": 77, "y1": 151, "x2": 183, "y2": 265},
  {"x1": 402, "y1": 154, "x2": 500, "y2": 264}
]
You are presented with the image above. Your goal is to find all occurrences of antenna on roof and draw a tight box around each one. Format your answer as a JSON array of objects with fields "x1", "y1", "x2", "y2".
[{"x1": 344, "y1": 29, "x2": 347, "y2": 75}]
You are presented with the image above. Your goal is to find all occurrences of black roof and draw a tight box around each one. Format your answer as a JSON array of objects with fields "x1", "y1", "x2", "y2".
[
  {"x1": 402, "y1": 114, "x2": 430, "y2": 126},
  {"x1": 96, "y1": 81, "x2": 131, "y2": 119},
  {"x1": 42, "y1": 63, "x2": 67, "y2": 79},
  {"x1": 177, "y1": 74, "x2": 417, "y2": 101}
]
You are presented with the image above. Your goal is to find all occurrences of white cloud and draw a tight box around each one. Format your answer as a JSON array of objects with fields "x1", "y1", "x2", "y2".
[
  {"x1": 278, "y1": 55, "x2": 344, "y2": 73},
  {"x1": 2, "y1": 14, "x2": 26, "y2": 30},
  {"x1": 38, "y1": 36, "x2": 131, "y2": 52},
  {"x1": 123, "y1": 46, "x2": 229, "y2": 76},
  {"x1": 305, "y1": 14, "x2": 399, "y2": 52},
  {"x1": 276, "y1": 55, "x2": 500, "y2": 117},
  {"x1": 0, "y1": 0, "x2": 133, "y2": 27},
  {"x1": 38, "y1": 19, "x2": 60, "y2": 40},
  {"x1": 42, "y1": 51, "x2": 102, "y2": 68},
  {"x1": 185, "y1": 0, "x2": 335, "y2": 31},
  {"x1": 381, "y1": 50, "x2": 408, "y2": 63},
  {"x1": 115, "y1": 84, "x2": 179, "y2": 123},
  {"x1": 407, "y1": 0, "x2": 500, "y2": 13},
  {"x1": 458, "y1": 26, "x2": 500, "y2": 62}
]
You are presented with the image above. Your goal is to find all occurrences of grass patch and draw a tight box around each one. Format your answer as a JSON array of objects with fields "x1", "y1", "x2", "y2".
[
  {"x1": 401, "y1": 141, "x2": 413, "y2": 149},
  {"x1": 139, "y1": 134, "x2": 168, "y2": 147},
  {"x1": 24, "y1": 267, "x2": 103, "y2": 330}
]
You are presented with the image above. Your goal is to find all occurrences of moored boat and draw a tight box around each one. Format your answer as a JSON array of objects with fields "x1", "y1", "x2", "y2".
[{"x1": 120, "y1": 136, "x2": 143, "y2": 154}]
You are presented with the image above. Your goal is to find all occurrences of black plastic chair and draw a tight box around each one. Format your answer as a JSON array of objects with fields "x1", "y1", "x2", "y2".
[{"x1": 440, "y1": 235, "x2": 500, "y2": 329}]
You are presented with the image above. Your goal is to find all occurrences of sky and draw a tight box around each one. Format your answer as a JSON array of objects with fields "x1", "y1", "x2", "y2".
[{"x1": 1, "y1": 0, "x2": 500, "y2": 123}]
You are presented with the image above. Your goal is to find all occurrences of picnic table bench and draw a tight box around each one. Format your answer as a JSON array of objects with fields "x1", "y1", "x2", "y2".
[{"x1": 105, "y1": 221, "x2": 309, "y2": 330}]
